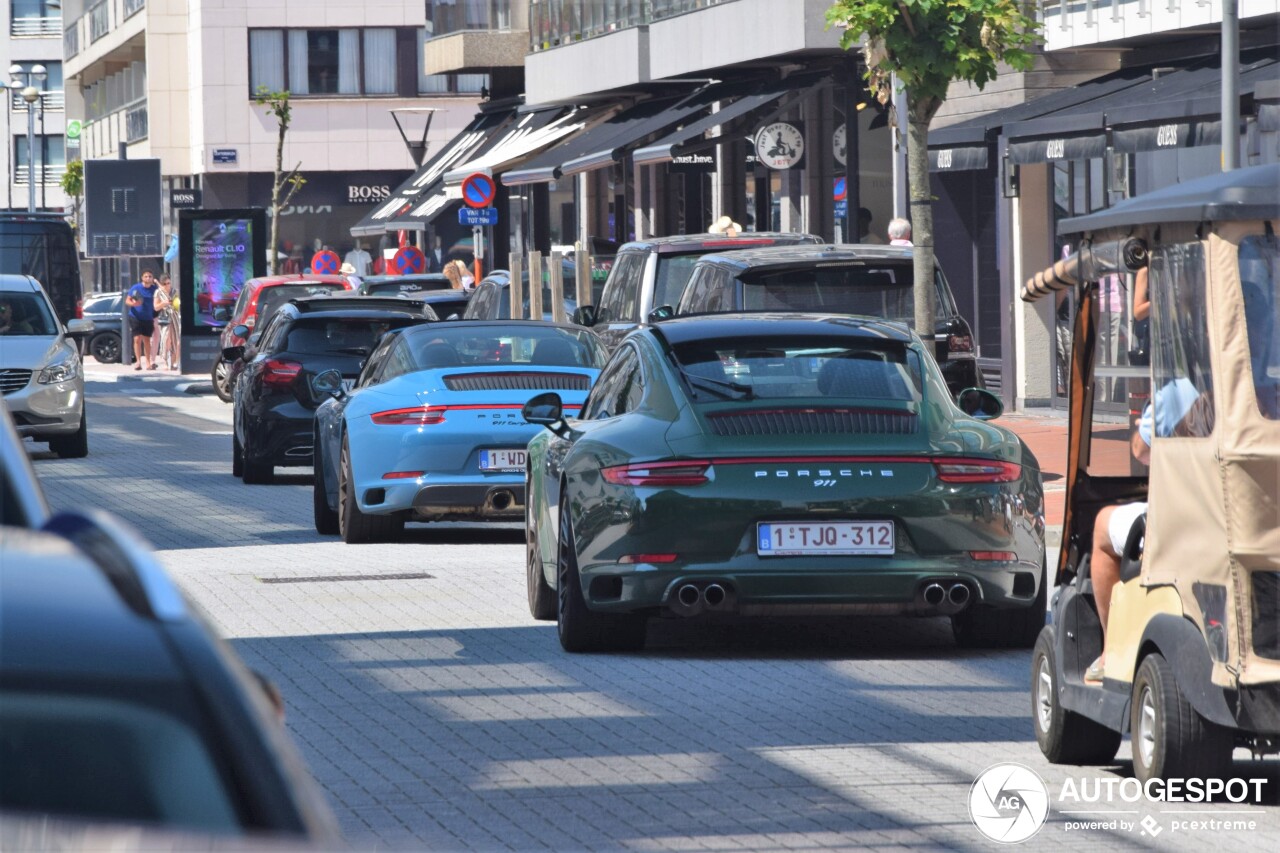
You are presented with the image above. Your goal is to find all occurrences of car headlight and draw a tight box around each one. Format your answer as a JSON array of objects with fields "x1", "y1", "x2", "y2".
[{"x1": 38, "y1": 351, "x2": 81, "y2": 384}]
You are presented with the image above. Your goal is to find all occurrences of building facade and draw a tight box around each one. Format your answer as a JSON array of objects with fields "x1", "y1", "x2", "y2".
[
  {"x1": 61, "y1": 0, "x2": 482, "y2": 290},
  {"x1": 3, "y1": 0, "x2": 67, "y2": 212}
]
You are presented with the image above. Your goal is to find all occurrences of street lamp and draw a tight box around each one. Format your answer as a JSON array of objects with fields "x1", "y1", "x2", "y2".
[{"x1": 8, "y1": 63, "x2": 47, "y2": 212}]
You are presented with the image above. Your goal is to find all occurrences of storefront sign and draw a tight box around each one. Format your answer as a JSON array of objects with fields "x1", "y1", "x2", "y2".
[
  {"x1": 1111, "y1": 120, "x2": 1221, "y2": 154},
  {"x1": 170, "y1": 188, "x2": 203, "y2": 209},
  {"x1": 755, "y1": 122, "x2": 806, "y2": 171},
  {"x1": 669, "y1": 153, "x2": 715, "y2": 172},
  {"x1": 1007, "y1": 134, "x2": 1107, "y2": 165},
  {"x1": 347, "y1": 184, "x2": 392, "y2": 204},
  {"x1": 927, "y1": 145, "x2": 990, "y2": 172}
]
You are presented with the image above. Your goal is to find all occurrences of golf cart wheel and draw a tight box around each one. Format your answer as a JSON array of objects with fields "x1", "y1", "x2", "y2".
[
  {"x1": 1031, "y1": 630, "x2": 1122, "y2": 765},
  {"x1": 1131, "y1": 653, "x2": 1234, "y2": 783}
]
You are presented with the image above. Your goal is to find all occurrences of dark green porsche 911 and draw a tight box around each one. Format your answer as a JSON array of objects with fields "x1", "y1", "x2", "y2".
[{"x1": 522, "y1": 314, "x2": 1046, "y2": 653}]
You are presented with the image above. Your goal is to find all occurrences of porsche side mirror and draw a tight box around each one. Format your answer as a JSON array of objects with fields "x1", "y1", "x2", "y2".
[
  {"x1": 313, "y1": 368, "x2": 345, "y2": 398},
  {"x1": 571, "y1": 305, "x2": 597, "y2": 327},
  {"x1": 523, "y1": 391, "x2": 568, "y2": 435},
  {"x1": 956, "y1": 387, "x2": 1003, "y2": 420},
  {"x1": 646, "y1": 305, "x2": 675, "y2": 324}
]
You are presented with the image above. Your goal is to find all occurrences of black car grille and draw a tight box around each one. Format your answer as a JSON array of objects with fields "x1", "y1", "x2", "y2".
[
  {"x1": 444, "y1": 372, "x2": 590, "y2": 392},
  {"x1": 707, "y1": 408, "x2": 918, "y2": 436},
  {"x1": 0, "y1": 369, "x2": 33, "y2": 395}
]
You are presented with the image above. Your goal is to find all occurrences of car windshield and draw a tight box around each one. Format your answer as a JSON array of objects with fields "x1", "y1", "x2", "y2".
[
  {"x1": 493, "y1": 288, "x2": 575, "y2": 320},
  {"x1": 653, "y1": 254, "x2": 701, "y2": 309},
  {"x1": 0, "y1": 291, "x2": 58, "y2": 336},
  {"x1": 738, "y1": 263, "x2": 952, "y2": 323},
  {"x1": 285, "y1": 317, "x2": 419, "y2": 357},
  {"x1": 363, "y1": 276, "x2": 452, "y2": 295},
  {"x1": 256, "y1": 284, "x2": 347, "y2": 323},
  {"x1": 403, "y1": 324, "x2": 607, "y2": 369},
  {"x1": 670, "y1": 336, "x2": 923, "y2": 402}
]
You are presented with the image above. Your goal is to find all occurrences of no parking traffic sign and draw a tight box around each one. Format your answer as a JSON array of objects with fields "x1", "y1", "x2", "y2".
[
  {"x1": 393, "y1": 246, "x2": 427, "y2": 275},
  {"x1": 311, "y1": 250, "x2": 341, "y2": 275},
  {"x1": 461, "y1": 172, "x2": 497, "y2": 209}
]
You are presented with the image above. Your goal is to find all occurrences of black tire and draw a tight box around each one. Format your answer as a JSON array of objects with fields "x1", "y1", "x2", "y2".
[
  {"x1": 232, "y1": 433, "x2": 244, "y2": 478},
  {"x1": 49, "y1": 410, "x2": 89, "y2": 459},
  {"x1": 338, "y1": 436, "x2": 400, "y2": 543},
  {"x1": 212, "y1": 356, "x2": 233, "y2": 403},
  {"x1": 240, "y1": 428, "x2": 273, "y2": 484},
  {"x1": 1032, "y1": 630, "x2": 1123, "y2": 765},
  {"x1": 1131, "y1": 653, "x2": 1234, "y2": 783},
  {"x1": 556, "y1": 495, "x2": 645, "y2": 652},
  {"x1": 89, "y1": 331, "x2": 121, "y2": 364},
  {"x1": 953, "y1": 559, "x2": 1047, "y2": 649},
  {"x1": 313, "y1": 442, "x2": 339, "y2": 535},
  {"x1": 527, "y1": 490, "x2": 556, "y2": 620}
]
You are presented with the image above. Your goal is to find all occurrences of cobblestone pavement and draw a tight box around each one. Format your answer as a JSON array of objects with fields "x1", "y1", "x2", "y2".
[{"x1": 27, "y1": 377, "x2": 1280, "y2": 851}]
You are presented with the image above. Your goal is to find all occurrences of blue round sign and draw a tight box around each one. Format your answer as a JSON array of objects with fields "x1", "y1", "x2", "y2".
[
  {"x1": 462, "y1": 173, "x2": 497, "y2": 209},
  {"x1": 311, "y1": 250, "x2": 340, "y2": 275},
  {"x1": 393, "y1": 246, "x2": 426, "y2": 275}
]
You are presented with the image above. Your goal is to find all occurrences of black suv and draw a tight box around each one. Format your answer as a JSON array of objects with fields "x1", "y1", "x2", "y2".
[
  {"x1": 676, "y1": 244, "x2": 982, "y2": 394},
  {"x1": 577, "y1": 232, "x2": 822, "y2": 351},
  {"x1": 0, "y1": 401, "x2": 338, "y2": 841},
  {"x1": 228, "y1": 297, "x2": 437, "y2": 483}
]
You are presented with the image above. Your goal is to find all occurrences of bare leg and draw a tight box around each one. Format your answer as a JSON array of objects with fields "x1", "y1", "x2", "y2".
[
  {"x1": 133, "y1": 334, "x2": 148, "y2": 367},
  {"x1": 1091, "y1": 505, "x2": 1122, "y2": 639}
]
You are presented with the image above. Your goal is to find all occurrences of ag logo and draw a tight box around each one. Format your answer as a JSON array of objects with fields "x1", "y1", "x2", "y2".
[{"x1": 968, "y1": 763, "x2": 1049, "y2": 843}]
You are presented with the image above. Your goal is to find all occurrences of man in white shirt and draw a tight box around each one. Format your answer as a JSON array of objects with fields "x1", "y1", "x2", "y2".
[{"x1": 344, "y1": 241, "x2": 372, "y2": 276}]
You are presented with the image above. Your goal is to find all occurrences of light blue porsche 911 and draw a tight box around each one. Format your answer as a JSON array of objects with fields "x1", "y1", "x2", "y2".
[{"x1": 312, "y1": 321, "x2": 606, "y2": 543}]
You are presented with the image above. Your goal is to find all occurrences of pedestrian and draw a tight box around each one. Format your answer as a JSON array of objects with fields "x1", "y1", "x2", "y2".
[
  {"x1": 125, "y1": 269, "x2": 160, "y2": 370},
  {"x1": 153, "y1": 274, "x2": 180, "y2": 370},
  {"x1": 858, "y1": 208, "x2": 884, "y2": 244},
  {"x1": 708, "y1": 215, "x2": 742, "y2": 237},
  {"x1": 444, "y1": 259, "x2": 474, "y2": 291},
  {"x1": 887, "y1": 218, "x2": 913, "y2": 246}
]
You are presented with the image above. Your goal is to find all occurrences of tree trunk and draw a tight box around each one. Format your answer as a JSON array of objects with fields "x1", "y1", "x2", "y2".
[
  {"x1": 269, "y1": 119, "x2": 285, "y2": 275},
  {"x1": 906, "y1": 97, "x2": 941, "y2": 348}
]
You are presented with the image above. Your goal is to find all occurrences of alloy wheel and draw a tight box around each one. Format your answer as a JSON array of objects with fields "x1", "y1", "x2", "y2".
[
  {"x1": 1036, "y1": 656, "x2": 1054, "y2": 734},
  {"x1": 1138, "y1": 685, "x2": 1157, "y2": 769}
]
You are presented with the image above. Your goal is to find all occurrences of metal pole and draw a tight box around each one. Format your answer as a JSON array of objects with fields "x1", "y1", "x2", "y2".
[
  {"x1": 26, "y1": 99, "x2": 36, "y2": 212},
  {"x1": 1222, "y1": 0, "x2": 1240, "y2": 171}
]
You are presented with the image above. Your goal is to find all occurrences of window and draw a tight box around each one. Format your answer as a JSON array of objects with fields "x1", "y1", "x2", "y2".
[
  {"x1": 13, "y1": 135, "x2": 65, "y2": 183},
  {"x1": 1239, "y1": 235, "x2": 1280, "y2": 419},
  {"x1": 249, "y1": 28, "x2": 400, "y2": 97},
  {"x1": 1149, "y1": 241, "x2": 1214, "y2": 438},
  {"x1": 583, "y1": 347, "x2": 640, "y2": 420},
  {"x1": 10, "y1": 0, "x2": 59, "y2": 37}
]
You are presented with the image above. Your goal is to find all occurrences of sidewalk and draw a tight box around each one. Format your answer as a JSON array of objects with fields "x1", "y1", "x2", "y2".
[
  {"x1": 999, "y1": 408, "x2": 1068, "y2": 545},
  {"x1": 82, "y1": 357, "x2": 213, "y2": 393}
]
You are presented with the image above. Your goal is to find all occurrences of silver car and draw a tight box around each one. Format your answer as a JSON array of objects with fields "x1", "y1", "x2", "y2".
[{"x1": 0, "y1": 274, "x2": 92, "y2": 458}]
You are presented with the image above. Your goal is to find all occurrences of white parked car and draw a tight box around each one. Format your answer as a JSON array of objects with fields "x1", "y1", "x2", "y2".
[{"x1": 0, "y1": 274, "x2": 93, "y2": 458}]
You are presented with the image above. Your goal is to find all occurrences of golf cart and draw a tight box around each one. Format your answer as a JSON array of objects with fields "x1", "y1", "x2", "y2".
[{"x1": 1026, "y1": 163, "x2": 1280, "y2": 781}]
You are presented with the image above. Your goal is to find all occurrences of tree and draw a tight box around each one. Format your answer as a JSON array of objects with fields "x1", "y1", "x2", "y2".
[
  {"x1": 826, "y1": 1, "x2": 1039, "y2": 338},
  {"x1": 254, "y1": 87, "x2": 306, "y2": 274},
  {"x1": 59, "y1": 158, "x2": 84, "y2": 239}
]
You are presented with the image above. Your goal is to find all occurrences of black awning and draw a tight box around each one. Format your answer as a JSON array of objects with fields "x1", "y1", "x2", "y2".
[
  {"x1": 928, "y1": 144, "x2": 989, "y2": 172},
  {"x1": 559, "y1": 93, "x2": 715, "y2": 177},
  {"x1": 631, "y1": 76, "x2": 818, "y2": 166},
  {"x1": 1112, "y1": 119, "x2": 1221, "y2": 154},
  {"x1": 350, "y1": 109, "x2": 514, "y2": 237},
  {"x1": 442, "y1": 105, "x2": 595, "y2": 186},
  {"x1": 1007, "y1": 133, "x2": 1108, "y2": 165}
]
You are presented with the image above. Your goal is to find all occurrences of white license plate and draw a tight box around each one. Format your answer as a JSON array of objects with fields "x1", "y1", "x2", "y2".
[
  {"x1": 757, "y1": 521, "x2": 894, "y2": 556},
  {"x1": 341, "y1": 378, "x2": 356, "y2": 392},
  {"x1": 480, "y1": 449, "x2": 527, "y2": 472}
]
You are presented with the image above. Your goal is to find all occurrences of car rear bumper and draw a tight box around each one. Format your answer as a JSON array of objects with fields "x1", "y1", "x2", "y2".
[
  {"x1": 245, "y1": 412, "x2": 315, "y2": 466},
  {"x1": 354, "y1": 473, "x2": 526, "y2": 520},
  {"x1": 577, "y1": 554, "x2": 1043, "y2": 616}
]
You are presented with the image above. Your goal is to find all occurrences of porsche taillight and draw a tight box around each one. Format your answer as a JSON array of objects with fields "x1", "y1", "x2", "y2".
[
  {"x1": 933, "y1": 458, "x2": 1021, "y2": 483},
  {"x1": 371, "y1": 406, "x2": 448, "y2": 426},
  {"x1": 602, "y1": 460, "x2": 712, "y2": 487}
]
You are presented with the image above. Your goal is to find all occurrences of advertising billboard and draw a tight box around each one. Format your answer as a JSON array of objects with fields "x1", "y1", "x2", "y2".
[{"x1": 178, "y1": 209, "x2": 267, "y2": 336}]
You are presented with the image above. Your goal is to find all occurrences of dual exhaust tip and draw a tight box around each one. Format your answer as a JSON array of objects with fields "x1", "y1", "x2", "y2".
[
  {"x1": 922, "y1": 581, "x2": 971, "y2": 614},
  {"x1": 671, "y1": 582, "x2": 730, "y2": 616}
]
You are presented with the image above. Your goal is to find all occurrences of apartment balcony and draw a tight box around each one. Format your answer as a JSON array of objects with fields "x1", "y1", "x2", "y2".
[
  {"x1": 80, "y1": 98, "x2": 147, "y2": 159},
  {"x1": 1035, "y1": 0, "x2": 1274, "y2": 51},
  {"x1": 525, "y1": 0, "x2": 842, "y2": 104},
  {"x1": 13, "y1": 164, "x2": 67, "y2": 185},
  {"x1": 10, "y1": 90, "x2": 65, "y2": 112},
  {"x1": 64, "y1": 0, "x2": 146, "y2": 72},
  {"x1": 10, "y1": 15, "x2": 61, "y2": 37},
  {"x1": 423, "y1": 1, "x2": 529, "y2": 75}
]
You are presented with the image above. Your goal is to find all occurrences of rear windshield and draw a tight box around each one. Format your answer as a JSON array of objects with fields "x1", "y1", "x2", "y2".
[
  {"x1": 402, "y1": 324, "x2": 606, "y2": 369},
  {"x1": 739, "y1": 263, "x2": 953, "y2": 322},
  {"x1": 0, "y1": 291, "x2": 58, "y2": 336},
  {"x1": 364, "y1": 277, "x2": 451, "y2": 295},
  {"x1": 428, "y1": 297, "x2": 469, "y2": 319},
  {"x1": 285, "y1": 317, "x2": 418, "y2": 356},
  {"x1": 256, "y1": 284, "x2": 347, "y2": 322},
  {"x1": 671, "y1": 336, "x2": 923, "y2": 402}
]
